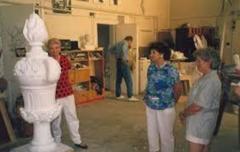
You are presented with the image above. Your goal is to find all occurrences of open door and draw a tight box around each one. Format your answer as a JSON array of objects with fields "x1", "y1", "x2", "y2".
[{"x1": 109, "y1": 23, "x2": 139, "y2": 95}]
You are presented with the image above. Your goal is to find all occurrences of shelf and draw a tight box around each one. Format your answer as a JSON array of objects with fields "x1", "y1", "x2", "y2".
[
  {"x1": 89, "y1": 58, "x2": 103, "y2": 61},
  {"x1": 63, "y1": 50, "x2": 103, "y2": 53},
  {"x1": 69, "y1": 68, "x2": 90, "y2": 84},
  {"x1": 62, "y1": 50, "x2": 81, "y2": 53},
  {"x1": 65, "y1": 48, "x2": 105, "y2": 105},
  {"x1": 74, "y1": 90, "x2": 105, "y2": 106}
]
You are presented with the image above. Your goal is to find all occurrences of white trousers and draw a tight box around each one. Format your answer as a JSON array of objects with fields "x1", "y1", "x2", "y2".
[
  {"x1": 51, "y1": 95, "x2": 82, "y2": 144},
  {"x1": 146, "y1": 106, "x2": 176, "y2": 152}
]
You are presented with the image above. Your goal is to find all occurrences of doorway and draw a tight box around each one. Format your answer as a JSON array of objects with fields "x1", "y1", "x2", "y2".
[
  {"x1": 97, "y1": 23, "x2": 139, "y2": 95},
  {"x1": 97, "y1": 24, "x2": 110, "y2": 51},
  {"x1": 97, "y1": 24, "x2": 114, "y2": 91}
]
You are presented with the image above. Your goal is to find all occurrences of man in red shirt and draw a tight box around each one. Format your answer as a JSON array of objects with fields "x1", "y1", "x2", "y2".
[{"x1": 48, "y1": 38, "x2": 88, "y2": 149}]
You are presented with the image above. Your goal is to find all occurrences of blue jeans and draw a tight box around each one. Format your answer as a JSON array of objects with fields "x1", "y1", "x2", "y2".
[{"x1": 115, "y1": 59, "x2": 133, "y2": 98}]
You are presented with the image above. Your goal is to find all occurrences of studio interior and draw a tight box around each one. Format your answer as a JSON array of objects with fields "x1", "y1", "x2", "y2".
[{"x1": 0, "y1": 0, "x2": 239, "y2": 152}]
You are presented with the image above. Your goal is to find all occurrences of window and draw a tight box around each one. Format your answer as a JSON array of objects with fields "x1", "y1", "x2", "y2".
[{"x1": 52, "y1": 0, "x2": 71, "y2": 14}]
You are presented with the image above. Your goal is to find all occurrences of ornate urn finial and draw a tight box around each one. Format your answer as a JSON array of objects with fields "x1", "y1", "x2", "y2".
[{"x1": 23, "y1": 13, "x2": 48, "y2": 46}]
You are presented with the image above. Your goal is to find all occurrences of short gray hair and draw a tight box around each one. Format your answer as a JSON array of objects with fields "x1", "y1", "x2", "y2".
[
  {"x1": 47, "y1": 38, "x2": 61, "y2": 49},
  {"x1": 193, "y1": 48, "x2": 221, "y2": 70}
]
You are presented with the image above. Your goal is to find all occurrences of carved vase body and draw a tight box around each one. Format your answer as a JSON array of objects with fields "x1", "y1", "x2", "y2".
[
  {"x1": 15, "y1": 49, "x2": 61, "y2": 152},
  {"x1": 12, "y1": 13, "x2": 73, "y2": 152}
]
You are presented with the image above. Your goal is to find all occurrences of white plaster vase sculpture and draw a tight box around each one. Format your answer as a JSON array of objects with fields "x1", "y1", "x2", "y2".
[{"x1": 12, "y1": 13, "x2": 73, "y2": 152}]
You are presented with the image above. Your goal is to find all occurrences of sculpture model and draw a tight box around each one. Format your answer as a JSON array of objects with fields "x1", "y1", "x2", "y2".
[{"x1": 12, "y1": 13, "x2": 73, "y2": 152}]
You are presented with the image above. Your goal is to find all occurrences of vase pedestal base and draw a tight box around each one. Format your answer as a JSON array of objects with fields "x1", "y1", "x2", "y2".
[{"x1": 11, "y1": 143, "x2": 74, "y2": 152}]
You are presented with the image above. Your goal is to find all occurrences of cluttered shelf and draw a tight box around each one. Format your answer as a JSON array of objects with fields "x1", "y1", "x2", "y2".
[
  {"x1": 61, "y1": 48, "x2": 103, "y2": 53},
  {"x1": 64, "y1": 49, "x2": 105, "y2": 105}
]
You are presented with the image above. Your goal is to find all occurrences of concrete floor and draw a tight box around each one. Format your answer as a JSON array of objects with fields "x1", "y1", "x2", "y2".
[{"x1": 1, "y1": 95, "x2": 239, "y2": 152}]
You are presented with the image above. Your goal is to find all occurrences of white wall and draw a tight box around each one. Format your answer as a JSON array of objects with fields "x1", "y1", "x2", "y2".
[
  {"x1": 43, "y1": 10, "x2": 119, "y2": 46},
  {"x1": 42, "y1": 0, "x2": 160, "y2": 47},
  {"x1": 170, "y1": 0, "x2": 221, "y2": 28},
  {"x1": 44, "y1": 13, "x2": 92, "y2": 40},
  {"x1": 0, "y1": 0, "x2": 170, "y2": 43},
  {"x1": 140, "y1": 0, "x2": 170, "y2": 29}
]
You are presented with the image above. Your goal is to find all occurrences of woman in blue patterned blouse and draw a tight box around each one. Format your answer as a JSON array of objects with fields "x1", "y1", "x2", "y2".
[
  {"x1": 144, "y1": 42, "x2": 182, "y2": 152},
  {"x1": 179, "y1": 48, "x2": 221, "y2": 152}
]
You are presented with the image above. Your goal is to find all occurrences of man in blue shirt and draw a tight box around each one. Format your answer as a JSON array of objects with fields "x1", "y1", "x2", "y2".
[{"x1": 110, "y1": 36, "x2": 138, "y2": 101}]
